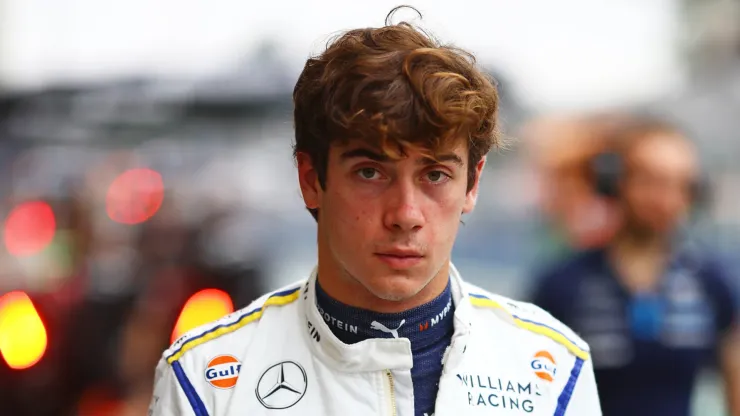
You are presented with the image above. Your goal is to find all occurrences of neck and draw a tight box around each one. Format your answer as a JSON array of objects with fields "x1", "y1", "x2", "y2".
[
  {"x1": 611, "y1": 227, "x2": 668, "y2": 256},
  {"x1": 608, "y1": 228, "x2": 670, "y2": 293},
  {"x1": 314, "y1": 276, "x2": 455, "y2": 349},
  {"x1": 317, "y1": 249, "x2": 450, "y2": 314}
]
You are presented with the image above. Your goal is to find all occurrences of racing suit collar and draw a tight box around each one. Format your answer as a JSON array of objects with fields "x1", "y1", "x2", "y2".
[{"x1": 302, "y1": 263, "x2": 473, "y2": 373}]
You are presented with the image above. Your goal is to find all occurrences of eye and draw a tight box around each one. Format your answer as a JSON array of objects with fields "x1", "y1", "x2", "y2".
[
  {"x1": 357, "y1": 167, "x2": 381, "y2": 180},
  {"x1": 425, "y1": 170, "x2": 450, "y2": 183}
]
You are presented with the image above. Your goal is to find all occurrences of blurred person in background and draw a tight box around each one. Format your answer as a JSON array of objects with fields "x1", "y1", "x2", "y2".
[
  {"x1": 520, "y1": 113, "x2": 627, "y2": 264},
  {"x1": 530, "y1": 115, "x2": 740, "y2": 416},
  {"x1": 149, "y1": 7, "x2": 601, "y2": 416}
]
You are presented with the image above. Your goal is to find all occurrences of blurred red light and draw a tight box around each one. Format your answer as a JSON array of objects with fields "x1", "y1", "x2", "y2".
[
  {"x1": 3, "y1": 201, "x2": 56, "y2": 256},
  {"x1": 171, "y1": 289, "x2": 234, "y2": 343},
  {"x1": 106, "y1": 168, "x2": 164, "y2": 225},
  {"x1": 76, "y1": 386, "x2": 123, "y2": 416},
  {"x1": 0, "y1": 291, "x2": 48, "y2": 370}
]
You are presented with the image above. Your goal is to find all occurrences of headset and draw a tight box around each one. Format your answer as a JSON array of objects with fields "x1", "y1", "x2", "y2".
[
  {"x1": 590, "y1": 150, "x2": 710, "y2": 209},
  {"x1": 587, "y1": 118, "x2": 711, "y2": 210}
]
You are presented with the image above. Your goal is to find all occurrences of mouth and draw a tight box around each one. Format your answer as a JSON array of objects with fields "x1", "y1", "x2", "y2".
[{"x1": 374, "y1": 249, "x2": 424, "y2": 269}]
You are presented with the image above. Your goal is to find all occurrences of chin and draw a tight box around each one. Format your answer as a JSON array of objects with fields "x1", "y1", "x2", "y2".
[
  {"x1": 361, "y1": 271, "x2": 429, "y2": 302},
  {"x1": 368, "y1": 285, "x2": 422, "y2": 302}
]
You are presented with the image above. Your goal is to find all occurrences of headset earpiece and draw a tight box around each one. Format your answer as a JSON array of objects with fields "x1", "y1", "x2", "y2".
[
  {"x1": 590, "y1": 151, "x2": 709, "y2": 210},
  {"x1": 690, "y1": 175, "x2": 711, "y2": 212},
  {"x1": 591, "y1": 151, "x2": 623, "y2": 198}
]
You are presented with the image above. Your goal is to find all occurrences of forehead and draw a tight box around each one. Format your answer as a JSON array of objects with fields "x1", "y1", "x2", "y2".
[{"x1": 629, "y1": 134, "x2": 698, "y2": 177}]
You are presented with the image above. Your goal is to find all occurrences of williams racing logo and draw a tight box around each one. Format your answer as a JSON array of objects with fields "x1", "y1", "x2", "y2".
[
  {"x1": 456, "y1": 374, "x2": 542, "y2": 413},
  {"x1": 205, "y1": 355, "x2": 242, "y2": 389},
  {"x1": 531, "y1": 350, "x2": 557, "y2": 382}
]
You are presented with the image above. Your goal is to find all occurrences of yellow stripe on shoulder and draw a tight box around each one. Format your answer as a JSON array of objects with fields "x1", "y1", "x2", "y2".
[
  {"x1": 513, "y1": 319, "x2": 590, "y2": 361},
  {"x1": 166, "y1": 286, "x2": 302, "y2": 364},
  {"x1": 469, "y1": 294, "x2": 590, "y2": 361}
]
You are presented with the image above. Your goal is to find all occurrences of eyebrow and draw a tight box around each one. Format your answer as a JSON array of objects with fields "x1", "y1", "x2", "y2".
[
  {"x1": 421, "y1": 154, "x2": 464, "y2": 168},
  {"x1": 339, "y1": 148, "x2": 390, "y2": 162},
  {"x1": 340, "y1": 148, "x2": 464, "y2": 168}
]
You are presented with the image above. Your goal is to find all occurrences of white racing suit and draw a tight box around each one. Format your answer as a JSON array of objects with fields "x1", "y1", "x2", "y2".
[{"x1": 149, "y1": 265, "x2": 602, "y2": 415}]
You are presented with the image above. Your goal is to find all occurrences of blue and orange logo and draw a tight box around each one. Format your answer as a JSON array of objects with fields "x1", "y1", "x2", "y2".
[
  {"x1": 205, "y1": 355, "x2": 241, "y2": 389},
  {"x1": 531, "y1": 350, "x2": 556, "y2": 382}
]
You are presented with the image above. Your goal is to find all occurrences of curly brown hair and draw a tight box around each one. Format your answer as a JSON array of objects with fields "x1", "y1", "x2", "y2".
[{"x1": 293, "y1": 7, "x2": 500, "y2": 220}]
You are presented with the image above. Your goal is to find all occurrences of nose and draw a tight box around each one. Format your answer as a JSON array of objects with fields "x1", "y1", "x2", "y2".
[{"x1": 382, "y1": 180, "x2": 425, "y2": 232}]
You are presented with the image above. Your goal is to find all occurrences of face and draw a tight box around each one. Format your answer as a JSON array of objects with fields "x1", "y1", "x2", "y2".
[
  {"x1": 298, "y1": 140, "x2": 484, "y2": 302},
  {"x1": 621, "y1": 134, "x2": 698, "y2": 235}
]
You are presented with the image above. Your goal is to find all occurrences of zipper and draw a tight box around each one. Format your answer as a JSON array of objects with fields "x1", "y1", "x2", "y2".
[{"x1": 384, "y1": 369, "x2": 397, "y2": 416}]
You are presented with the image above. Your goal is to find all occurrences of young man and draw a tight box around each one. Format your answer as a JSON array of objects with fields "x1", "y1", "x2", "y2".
[
  {"x1": 149, "y1": 12, "x2": 601, "y2": 416},
  {"x1": 531, "y1": 117, "x2": 740, "y2": 416}
]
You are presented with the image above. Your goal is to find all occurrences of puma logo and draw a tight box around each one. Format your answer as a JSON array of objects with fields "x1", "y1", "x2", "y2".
[{"x1": 370, "y1": 320, "x2": 406, "y2": 338}]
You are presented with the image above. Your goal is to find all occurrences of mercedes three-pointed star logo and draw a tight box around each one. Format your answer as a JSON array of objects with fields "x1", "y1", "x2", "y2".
[{"x1": 255, "y1": 361, "x2": 308, "y2": 409}]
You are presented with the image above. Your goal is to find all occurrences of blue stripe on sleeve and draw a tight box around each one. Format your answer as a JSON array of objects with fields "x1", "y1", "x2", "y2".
[
  {"x1": 172, "y1": 361, "x2": 209, "y2": 416},
  {"x1": 553, "y1": 357, "x2": 584, "y2": 416}
]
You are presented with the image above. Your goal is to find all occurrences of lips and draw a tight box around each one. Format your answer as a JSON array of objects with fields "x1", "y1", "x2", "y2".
[
  {"x1": 374, "y1": 248, "x2": 424, "y2": 269},
  {"x1": 376, "y1": 248, "x2": 423, "y2": 258}
]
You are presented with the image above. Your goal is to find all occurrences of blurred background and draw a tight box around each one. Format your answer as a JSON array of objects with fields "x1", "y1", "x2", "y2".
[{"x1": 0, "y1": 0, "x2": 737, "y2": 415}]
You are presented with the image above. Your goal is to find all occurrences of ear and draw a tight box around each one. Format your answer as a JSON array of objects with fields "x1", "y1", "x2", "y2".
[
  {"x1": 296, "y1": 152, "x2": 320, "y2": 211},
  {"x1": 462, "y1": 156, "x2": 486, "y2": 214}
]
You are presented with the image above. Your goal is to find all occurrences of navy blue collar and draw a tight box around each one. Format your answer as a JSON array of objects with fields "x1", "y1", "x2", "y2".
[{"x1": 314, "y1": 279, "x2": 455, "y2": 351}]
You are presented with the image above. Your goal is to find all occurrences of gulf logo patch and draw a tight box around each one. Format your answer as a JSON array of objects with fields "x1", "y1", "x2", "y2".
[
  {"x1": 205, "y1": 355, "x2": 241, "y2": 389},
  {"x1": 531, "y1": 350, "x2": 556, "y2": 382}
]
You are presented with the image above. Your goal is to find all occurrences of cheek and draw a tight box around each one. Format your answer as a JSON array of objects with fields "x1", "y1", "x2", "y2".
[
  {"x1": 324, "y1": 186, "x2": 377, "y2": 229},
  {"x1": 435, "y1": 181, "x2": 469, "y2": 209},
  {"x1": 424, "y1": 189, "x2": 465, "y2": 232},
  {"x1": 434, "y1": 194, "x2": 464, "y2": 216}
]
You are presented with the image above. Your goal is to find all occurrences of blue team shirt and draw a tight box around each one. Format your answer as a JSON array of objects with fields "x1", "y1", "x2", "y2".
[
  {"x1": 315, "y1": 279, "x2": 455, "y2": 416},
  {"x1": 531, "y1": 246, "x2": 738, "y2": 416}
]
